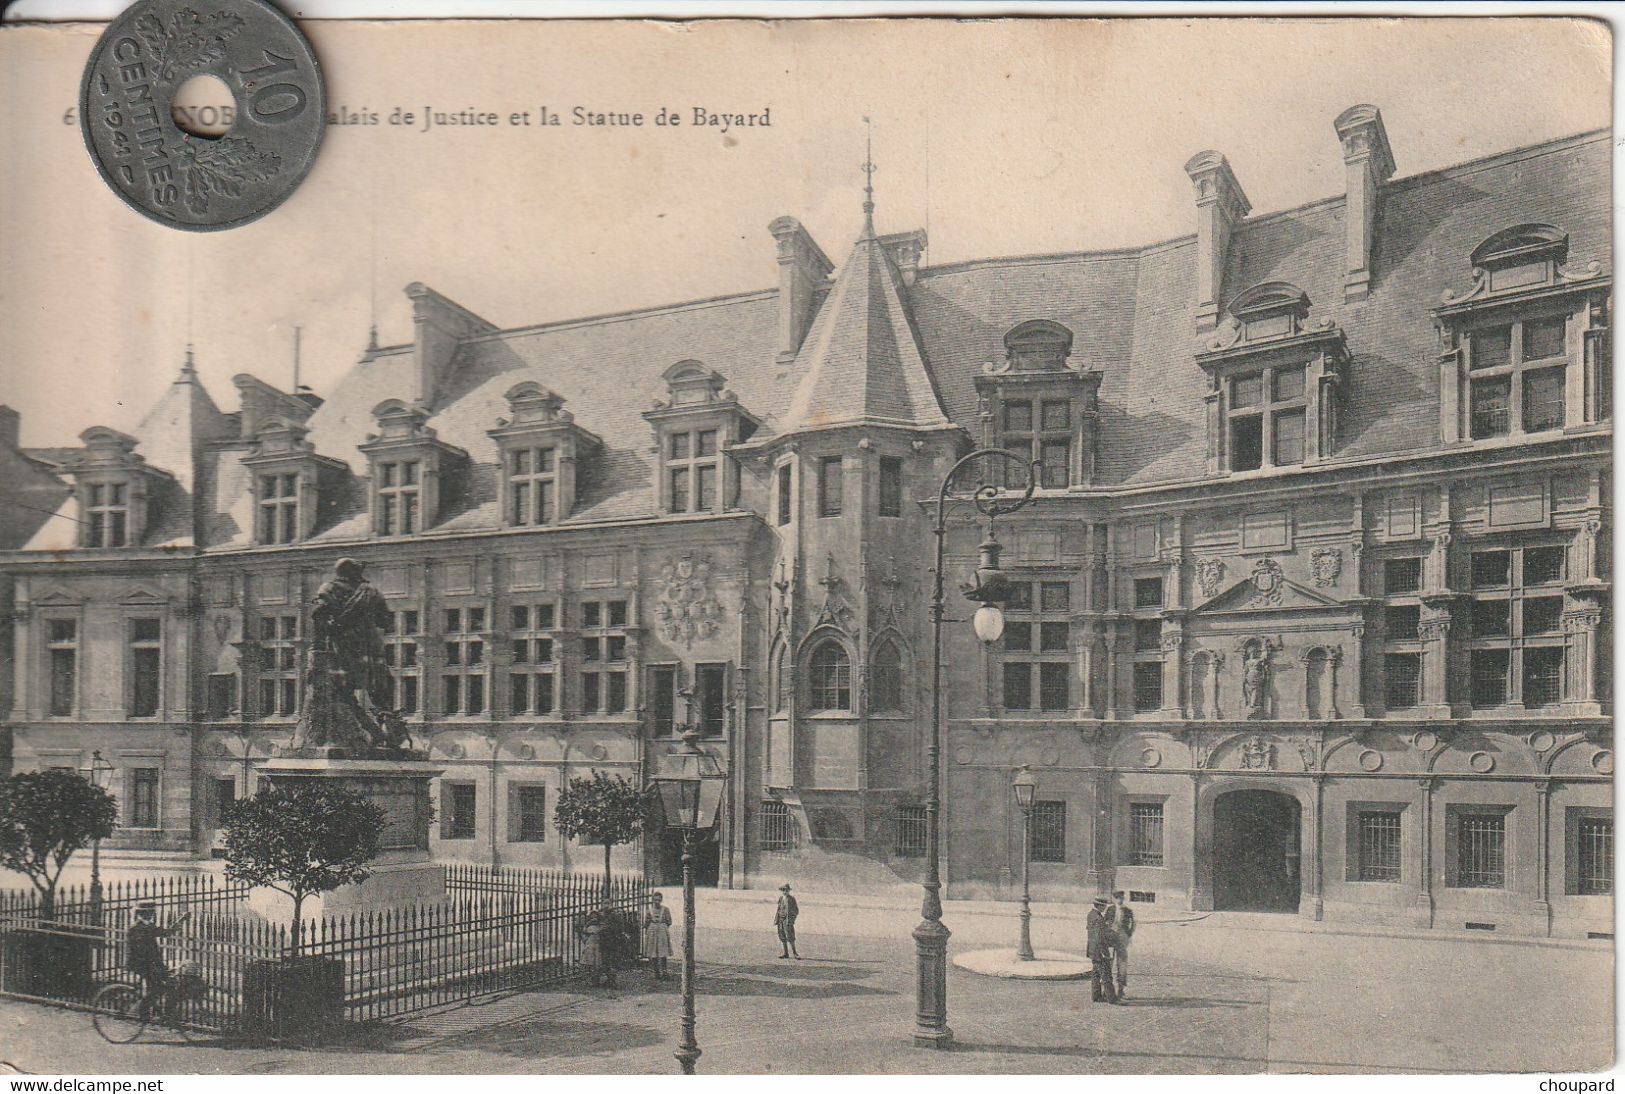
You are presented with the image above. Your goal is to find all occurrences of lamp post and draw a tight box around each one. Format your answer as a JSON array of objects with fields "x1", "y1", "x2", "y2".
[
  {"x1": 651, "y1": 722, "x2": 726, "y2": 1075},
  {"x1": 81, "y1": 750, "x2": 115, "y2": 925},
  {"x1": 915, "y1": 448, "x2": 1039, "y2": 1048},
  {"x1": 1011, "y1": 766, "x2": 1037, "y2": 961}
]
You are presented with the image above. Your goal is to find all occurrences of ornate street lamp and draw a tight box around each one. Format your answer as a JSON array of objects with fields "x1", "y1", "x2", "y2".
[
  {"x1": 81, "y1": 750, "x2": 115, "y2": 925},
  {"x1": 1011, "y1": 765, "x2": 1038, "y2": 961},
  {"x1": 651, "y1": 722, "x2": 726, "y2": 1075},
  {"x1": 915, "y1": 448, "x2": 1039, "y2": 1048}
]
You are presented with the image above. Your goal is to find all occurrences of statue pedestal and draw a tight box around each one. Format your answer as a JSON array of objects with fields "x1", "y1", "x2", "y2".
[{"x1": 250, "y1": 753, "x2": 445, "y2": 922}]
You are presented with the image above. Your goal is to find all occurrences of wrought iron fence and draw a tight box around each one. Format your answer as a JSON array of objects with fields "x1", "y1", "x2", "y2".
[{"x1": 0, "y1": 866, "x2": 650, "y2": 1035}]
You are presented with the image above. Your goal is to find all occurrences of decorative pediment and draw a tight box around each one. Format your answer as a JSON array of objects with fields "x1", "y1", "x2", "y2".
[
  {"x1": 1000, "y1": 319, "x2": 1075, "y2": 372},
  {"x1": 1439, "y1": 222, "x2": 1606, "y2": 310},
  {"x1": 117, "y1": 585, "x2": 169, "y2": 607},
  {"x1": 1194, "y1": 559, "x2": 1342, "y2": 614}
]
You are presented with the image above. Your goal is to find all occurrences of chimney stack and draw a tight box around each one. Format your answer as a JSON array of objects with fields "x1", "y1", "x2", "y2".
[
  {"x1": 1184, "y1": 151, "x2": 1251, "y2": 331},
  {"x1": 0, "y1": 405, "x2": 19, "y2": 451},
  {"x1": 768, "y1": 217, "x2": 834, "y2": 362},
  {"x1": 1334, "y1": 104, "x2": 1396, "y2": 303}
]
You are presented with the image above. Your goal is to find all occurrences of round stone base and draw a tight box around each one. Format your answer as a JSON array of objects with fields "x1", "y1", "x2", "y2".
[{"x1": 952, "y1": 949, "x2": 1093, "y2": 980}]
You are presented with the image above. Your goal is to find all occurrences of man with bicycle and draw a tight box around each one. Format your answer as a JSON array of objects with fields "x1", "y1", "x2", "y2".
[{"x1": 126, "y1": 903, "x2": 189, "y2": 1019}]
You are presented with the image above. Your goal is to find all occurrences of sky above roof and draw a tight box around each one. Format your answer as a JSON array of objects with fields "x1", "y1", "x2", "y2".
[{"x1": 0, "y1": 17, "x2": 1608, "y2": 448}]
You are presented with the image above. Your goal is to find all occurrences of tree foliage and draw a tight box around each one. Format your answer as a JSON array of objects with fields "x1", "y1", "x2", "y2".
[
  {"x1": 553, "y1": 771, "x2": 648, "y2": 894},
  {"x1": 222, "y1": 781, "x2": 385, "y2": 946},
  {"x1": 0, "y1": 769, "x2": 118, "y2": 918}
]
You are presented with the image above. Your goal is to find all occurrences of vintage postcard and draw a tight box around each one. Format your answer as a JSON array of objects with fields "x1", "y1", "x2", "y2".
[{"x1": 0, "y1": 9, "x2": 1613, "y2": 1080}]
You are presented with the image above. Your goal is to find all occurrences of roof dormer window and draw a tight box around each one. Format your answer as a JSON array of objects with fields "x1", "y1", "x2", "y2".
[
  {"x1": 1435, "y1": 224, "x2": 1611, "y2": 443},
  {"x1": 976, "y1": 321, "x2": 1102, "y2": 489},
  {"x1": 241, "y1": 418, "x2": 345, "y2": 545},
  {"x1": 642, "y1": 361, "x2": 759, "y2": 517},
  {"x1": 488, "y1": 382, "x2": 600, "y2": 527},
  {"x1": 358, "y1": 400, "x2": 467, "y2": 537},
  {"x1": 69, "y1": 427, "x2": 157, "y2": 549}
]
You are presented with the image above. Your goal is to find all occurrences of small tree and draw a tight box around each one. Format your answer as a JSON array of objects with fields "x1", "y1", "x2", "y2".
[
  {"x1": 554, "y1": 770, "x2": 647, "y2": 897},
  {"x1": 0, "y1": 769, "x2": 118, "y2": 919},
  {"x1": 222, "y1": 781, "x2": 385, "y2": 951}
]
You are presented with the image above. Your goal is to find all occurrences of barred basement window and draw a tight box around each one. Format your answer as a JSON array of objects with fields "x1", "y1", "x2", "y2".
[
  {"x1": 1128, "y1": 802, "x2": 1164, "y2": 867},
  {"x1": 1456, "y1": 813, "x2": 1506, "y2": 888},
  {"x1": 1577, "y1": 816, "x2": 1613, "y2": 895},
  {"x1": 761, "y1": 801, "x2": 796, "y2": 852},
  {"x1": 129, "y1": 768, "x2": 160, "y2": 829},
  {"x1": 443, "y1": 782, "x2": 477, "y2": 840},
  {"x1": 1030, "y1": 801, "x2": 1066, "y2": 863},
  {"x1": 1357, "y1": 812, "x2": 1402, "y2": 882},
  {"x1": 894, "y1": 805, "x2": 928, "y2": 857},
  {"x1": 511, "y1": 785, "x2": 547, "y2": 843}
]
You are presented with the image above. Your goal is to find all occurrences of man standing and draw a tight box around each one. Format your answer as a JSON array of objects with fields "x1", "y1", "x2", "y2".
[
  {"x1": 1105, "y1": 890, "x2": 1137, "y2": 998},
  {"x1": 1086, "y1": 895, "x2": 1119, "y2": 1004},
  {"x1": 774, "y1": 883, "x2": 801, "y2": 959}
]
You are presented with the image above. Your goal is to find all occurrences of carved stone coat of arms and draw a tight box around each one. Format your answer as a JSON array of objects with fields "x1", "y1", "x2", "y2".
[{"x1": 656, "y1": 555, "x2": 722, "y2": 647}]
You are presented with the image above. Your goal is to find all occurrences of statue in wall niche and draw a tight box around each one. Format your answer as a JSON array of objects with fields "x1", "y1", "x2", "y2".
[
  {"x1": 291, "y1": 558, "x2": 414, "y2": 755},
  {"x1": 1240, "y1": 637, "x2": 1282, "y2": 720}
]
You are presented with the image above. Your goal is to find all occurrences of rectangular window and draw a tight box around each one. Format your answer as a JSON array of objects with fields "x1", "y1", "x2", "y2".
[
  {"x1": 1134, "y1": 619, "x2": 1162, "y2": 651},
  {"x1": 1456, "y1": 813, "x2": 1506, "y2": 888},
  {"x1": 1038, "y1": 663, "x2": 1070, "y2": 712},
  {"x1": 1385, "y1": 653, "x2": 1420, "y2": 710},
  {"x1": 441, "y1": 610, "x2": 486, "y2": 715},
  {"x1": 1041, "y1": 400, "x2": 1071, "y2": 432},
  {"x1": 1522, "y1": 647, "x2": 1563, "y2": 709},
  {"x1": 443, "y1": 783, "x2": 477, "y2": 840},
  {"x1": 651, "y1": 666, "x2": 677, "y2": 736},
  {"x1": 1524, "y1": 545, "x2": 1566, "y2": 585},
  {"x1": 1384, "y1": 557, "x2": 1423, "y2": 595},
  {"x1": 1470, "y1": 649, "x2": 1509, "y2": 707},
  {"x1": 130, "y1": 768, "x2": 160, "y2": 829},
  {"x1": 669, "y1": 467, "x2": 689, "y2": 513},
  {"x1": 1039, "y1": 440, "x2": 1070, "y2": 488},
  {"x1": 257, "y1": 473, "x2": 299, "y2": 545},
  {"x1": 206, "y1": 673, "x2": 236, "y2": 719},
  {"x1": 1358, "y1": 812, "x2": 1402, "y2": 882},
  {"x1": 1230, "y1": 416, "x2": 1263, "y2": 471},
  {"x1": 1232, "y1": 373, "x2": 1262, "y2": 407},
  {"x1": 1522, "y1": 596, "x2": 1564, "y2": 635},
  {"x1": 776, "y1": 464, "x2": 792, "y2": 525},
  {"x1": 878, "y1": 456, "x2": 903, "y2": 517},
  {"x1": 1040, "y1": 582, "x2": 1070, "y2": 612},
  {"x1": 86, "y1": 482, "x2": 131, "y2": 547},
  {"x1": 1469, "y1": 376, "x2": 1512, "y2": 439},
  {"x1": 1133, "y1": 577, "x2": 1163, "y2": 609},
  {"x1": 1576, "y1": 816, "x2": 1613, "y2": 896},
  {"x1": 128, "y1": 618, "x2": 161, "y2": 718},
  {"x1": 376, "y1": 459, "x2": 421, "y2": 535},
  {"x1": 1272, "y1": 366, "x2": 1306, "y2": 401},
  {"x1": 1133, "y1": 662, "x2": 1163, "y2": 712},
  {"x1": 1524, "y1": 315, "x2": 1567, "y2": 361},
  {"x1": 696, "y1": 663, "x2": 727, "y2": 736},
  {"x1": 512, "y1": 786, "x2": 547, "y2": 843},
  {"x1": 1384, "y1": 605, "x2": 1420, "y2": 641},
  {"x1": 213, "y1": 777, "x2": 236, "y2": 824},
  {"x1": 1472, "y1": 550, "x2": 1511, "y2": 588},
  {"x1": 1522, "y1": 368, "x2": 1565, "y2": 433},
  {"x1": 1272, "y1": 409, "x2": 1305, "y2": 466},
  {"x1": 257, "y1": 614, "x2": 300, "y2": 718},
  {"x1": 817, "y1": 456, "x2": 843, "y2": 517},
  {"x1": 386, "y1": 610, "x2": 420, "y2": 715},
  {"x1": 46, "y1": 619, "x2": 77, "y2": 716},
  {"x1": 1030, "y1": 801, "x2": 1066, "y2": 863},
  {"x1": 1002, "y1": 662, "x2": 1032, "y2": 711},
  {"x1": 893, "y1": 805, "x2": 927, "y2": 857},
  {"x1": 1471, "y1": 325, "x2": 1512, "y2": 370},
  {"x1": 1003, "y1": 401, "x2": 1033, "y2": 432},
  {"x1": 1471, "y1": 599, "x2": 1510, "y2": 638},
  {"x1": 507, "y1": 446, "x2": 556, "y2": 526},
  {"x1": 762, "y1": 801, "x2": 796, "y2": 852},
  {"x1": 1129, "y1": 802, "x2": 1164, "y2": 867}
]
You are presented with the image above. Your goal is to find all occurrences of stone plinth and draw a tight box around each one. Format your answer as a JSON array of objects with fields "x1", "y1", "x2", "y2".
[
  {"x1": 952, "y1": 949, "x2": 1092, "y2": 980},
  {"x1": 250, "y1": 753, "x2": 445, "y2": 921}
]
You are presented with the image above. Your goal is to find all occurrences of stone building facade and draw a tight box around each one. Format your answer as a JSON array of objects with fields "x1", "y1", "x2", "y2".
[{"x1": 0, "y1": 107, "x2": 1611, "y2": 936}]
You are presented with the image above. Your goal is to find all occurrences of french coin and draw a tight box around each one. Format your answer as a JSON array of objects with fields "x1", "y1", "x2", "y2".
[{"x1": 79, "y1": 0, "x2": 325, "y2": 231}]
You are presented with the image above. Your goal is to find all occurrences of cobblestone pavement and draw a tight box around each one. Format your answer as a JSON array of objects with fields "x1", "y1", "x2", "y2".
[{"x1": 0, "y1": 908, "x2": 1611, "y2": 1075}]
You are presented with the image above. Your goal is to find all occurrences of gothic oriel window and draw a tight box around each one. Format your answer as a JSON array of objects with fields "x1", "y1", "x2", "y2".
[
  {"x1": 1436, "y1": 224, "x2": 1611, "y2": 443},
  {"x1": 807, "y1": 640, "x2": 851, "y2": 712}
]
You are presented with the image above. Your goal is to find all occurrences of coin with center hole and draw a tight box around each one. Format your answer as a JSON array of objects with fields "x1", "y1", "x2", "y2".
[{"x1": 79, "y1": 0, "x2": 325, "y2": 231}]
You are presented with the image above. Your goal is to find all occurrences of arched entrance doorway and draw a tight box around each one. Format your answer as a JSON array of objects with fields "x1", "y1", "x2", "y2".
[{"x1": 1212, "y1": 789, "x2": 1301, "y2": 912}]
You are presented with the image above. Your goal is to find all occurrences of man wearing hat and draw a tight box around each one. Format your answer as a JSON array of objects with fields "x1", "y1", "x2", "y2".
[
  {"x1": 1085, "y1": 895, "x2": 1119, "y2": 1004},
  {"x1": 126, "y1": 903, "x2": 190, "y2": 1019},
  {"x1": 774, "y1": 883, "x2": 801, "y2": 959}
]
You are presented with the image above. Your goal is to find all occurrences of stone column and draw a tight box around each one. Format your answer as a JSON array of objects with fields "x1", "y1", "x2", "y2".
[
  {"x1": 1415, "y1": 776, "x2": 1436, "y2": 928},
  {"x1": 1087, "y1": 751, "x2": 1114, "y2": 890},
  {"x1": 1304, "y1": 775, "x2": 1325, "y2": 920},
  {"x1": 1188, "y1": 766, "x2": 1210, "y2": 911},
  {"x1": 1535, "y1": 778, "x2": 1553, "y2": 937},
  {"x1": 1562, "y1": 606, "x2": 1604, "y2": 716}
]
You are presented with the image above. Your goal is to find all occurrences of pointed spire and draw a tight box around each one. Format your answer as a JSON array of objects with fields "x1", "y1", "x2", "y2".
[
  {"x1": 182, "y1": 343, "x2": 196, "y2": 377},
  {"x1": 861, "y1": 116, "x2": 877, "y2": 238},
  {"x1": 367, "y1": 323, "x2": 379, "y2": 352}
]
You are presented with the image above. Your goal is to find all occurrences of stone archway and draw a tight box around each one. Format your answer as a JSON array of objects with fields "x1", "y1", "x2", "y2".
[{"x1": 1211, "y1": 788, "x2": 1302, "y2": 912}]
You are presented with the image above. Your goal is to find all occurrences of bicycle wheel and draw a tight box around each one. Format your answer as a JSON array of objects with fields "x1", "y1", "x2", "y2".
[{"x1": 91, "y1": 984, "x2": 147, "y2": 1044}]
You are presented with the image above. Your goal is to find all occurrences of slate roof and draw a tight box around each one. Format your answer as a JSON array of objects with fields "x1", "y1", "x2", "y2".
[{"x1": 27, "y1": 129, "x2": 1611, "y2": 552}]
